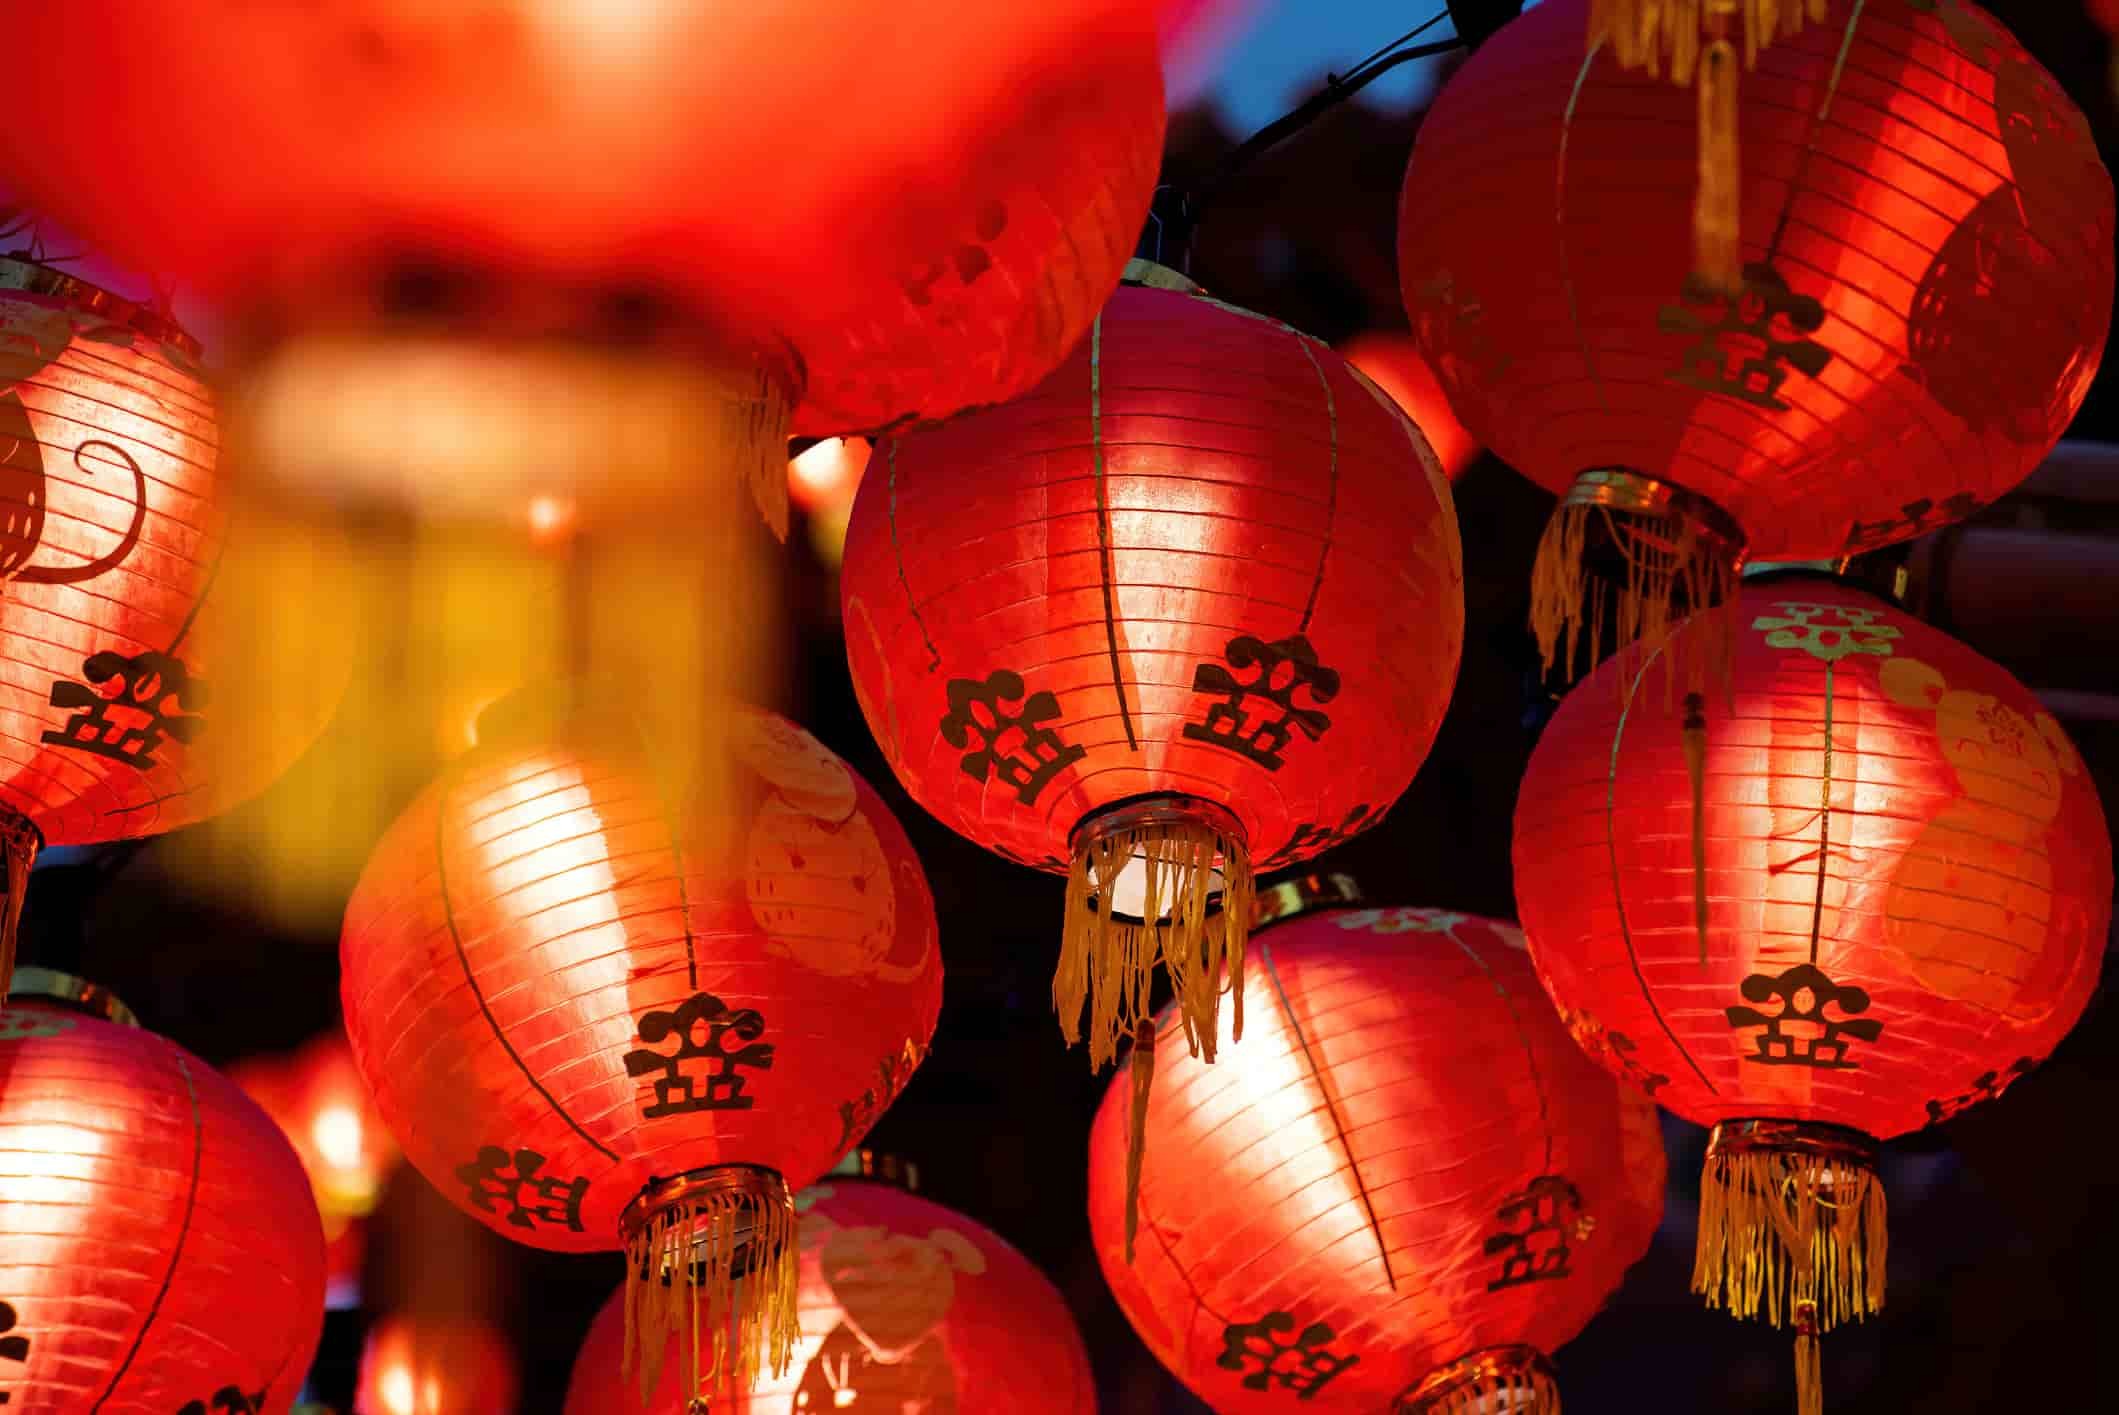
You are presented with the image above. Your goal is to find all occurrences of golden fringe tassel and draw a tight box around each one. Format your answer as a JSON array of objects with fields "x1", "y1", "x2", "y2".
[
  {"x1": 1682, "y1": 692, "x2": 1710, "y2": 964},
  {"x1": 1590, "y1": 0, "x2": 1830, "y2": 78},
  {"x1": 1055, "y1": 819, "x2": 1252, "y2": 1074},
  {"x1": 1123, "y1": 1017, "x2": 1156, "y2": 1264},
  {"x1": 1795, "y1": 1318, "x2": 1823, "y2": 1415},
  {"x1": 1693, "y1": 1148, "x2": 1887, "y2": 1332},
  {"x1": 622, "y1": 1182, "x2": 800, "y2": 1408},
  {"x1": 736, "y1": 365, "x2": 798, "y2": 545},
  {"x1": 1529, "y1": 501, "x2": 1741, "y2": 700},
  {"x1": 1696, "y1": 37, "x2": 1742, "y2": 292},
  {"x1": 0, "y1": 812, "x2": 40, "y2": 999}
]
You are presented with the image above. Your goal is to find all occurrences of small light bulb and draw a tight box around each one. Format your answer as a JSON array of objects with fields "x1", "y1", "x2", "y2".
[
  {"x1": 313, "y1": 1105, "x2": 365, "y2": 1172},
  {"x1": 381, "y1": 1365, "x2": 415, "y2": 1415}
]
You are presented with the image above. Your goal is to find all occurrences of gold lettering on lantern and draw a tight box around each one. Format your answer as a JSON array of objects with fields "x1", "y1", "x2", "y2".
[{"x1": 1658, "y1": 264, "x2": 1831, "y2": 411}]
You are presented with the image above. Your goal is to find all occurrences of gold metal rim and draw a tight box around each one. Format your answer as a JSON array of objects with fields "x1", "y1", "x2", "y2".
[
  {"x1": 1395, "y1": 1345, "x2": 1555, "y2": 1413},
  {"x1": 1068, "y1": 794, "x2": 1247, "y2": 858},
  {"x1": 1253, "y1": 872, "x2": 1364, "y2": 929},
  {"x1": 1707, "y1": 1117, "x2": 1880, "y2": 1169},
  {"x1": 0, "y1": 256, "x2": 204, "y2": 361},
  {"x1": 619, "y1": 1163, "x2": 791, "y2": 1247},
  {"x1": 5, "y1": 967, "x2": 140, "y2": 1028},
  {"x1": 1562, "y1": 467, "x2": 1745, "y2": 555}
]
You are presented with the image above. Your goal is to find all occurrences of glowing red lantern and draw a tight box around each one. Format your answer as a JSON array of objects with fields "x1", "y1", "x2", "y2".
[
  {"x1": 0, "y1": 260, "x2": 348, "y2": 974},
  {"x1": 565, "y1": 1155, "x2": 1096, "y2": 1415},
  {"x1": 354, "y1": 1315, "x2": 517, "y2": 1415},
  {"x1": 841, "y1": 264, "x2": 1463, "y2": 1089},
  {"x1": 340, "y1": 693, "x2": 943, "y2": 1405},
  {"x1": 1399, "y1": 0, "x2": 2112, "y2": 682},
  {"x1": 1338, "y1": 333, "x2": 1479, "y2": 481},
  {"x1": 1513, "y1": 577, "x2": 2111, "y2": 1409},
  {"x1": 0, "y1": 967, "x2": 326, "y2": 1412},
  {"x1": 0, "y1": 4, "x2": 1168, "y2": 536},
  {"x1": 1088, "y1": 877, "x2": 1665, "y2": 1413}
]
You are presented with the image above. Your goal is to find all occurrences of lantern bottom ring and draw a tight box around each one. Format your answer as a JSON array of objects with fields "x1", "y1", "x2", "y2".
[
  {"x1": 620, "y1": 1163, "x2": 792, "y2": 1273},
  {"x1": 1394, "y1": 1345, "x2": 1559, "y2": 1415},
  {"x1": 1068, "y1": 794, "x2": 1246, "y2": 923},
  {"x1": 1705, "y1": 1117, "x2": 1880, "y2": 1170},
  {"x1": 1561, "y1": 467, "x2": 1744, "y2": 558}
]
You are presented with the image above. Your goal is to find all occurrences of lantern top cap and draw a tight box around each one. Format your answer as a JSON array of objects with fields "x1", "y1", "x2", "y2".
[
  {"x1": 1254, "y1": 872, "x2": 1364, "y2": 929},
  {"x1": 1120, "y1": 258, "x2": 1201, "y2": 294},
  {"x1": 5, "y1": 966, "x2": 140, "y2": 1027},
  {"x1": 829, "y1": 1149, "x2": 921, "y2": 1194},
  {"x1": 0, "y1": 256, "x2": 204, "y2": 362}
]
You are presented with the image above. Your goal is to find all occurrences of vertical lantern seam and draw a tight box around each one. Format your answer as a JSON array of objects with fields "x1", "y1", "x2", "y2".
[
  {"x1": 1138, "y1": 1204, "x2": 1234, "y2": 1327},
  {"x1": 1607, "y1": 654, "x2": 1720, "y2": 1094},
  {"x1": 1440, "y1": 924, "x2": 1558, "y2": 1173},
  {"x1": 1559, "y1": 40, "x2": 1615, "y2": 419},
  {"x1": 1766, "y1": 0, "x2": 1871, "y2": 258},
  {"x1": 434, "y1": 776, "x2": 622, "y2": 1165},
  {"x1": 162, "y1": 519, "x2": 227, "y2": 657},
  {"x1": 885, "y1": 440, "x2": 943, "y2": 673},
  {"x1": 1088, "y1": 312, "x2": 1140, "y2": 750},
  {"x1": 1258, "y1": 940, "x2": 1399, "y2": 1291},
  {"x1": 90, "y1": 1051, "x2": 203, "y2": 1411},
  {"x1": 1808, "y1": 662, "x2": 1836, "y2": 965},
  {"x1": 624, "y1": 708, "x2": 697, "y2": 989},
  {"x1": 1290, "y1": 335, "x2": 1339, "y2": 634}
]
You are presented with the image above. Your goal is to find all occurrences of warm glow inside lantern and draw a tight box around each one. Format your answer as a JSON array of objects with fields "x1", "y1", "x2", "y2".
[
  {"x1": 1513, "y1": 576, "x2": 2112, "y2": 1410},
  {"x1": 0, "y1": 967, "x2": 327, "y2": 1412},
  {"x1": 339, "y1": 690, "x2": 943, "y2": 1406},
  {"x1": 565, "y1": 1155, "x2": 1096, "y2": 1415},
  {"x1": 1088, "y1": 876, "x2": 1666, "y2": 1413},
  {"x1": 354, "y1": 1315, "x2": 518, "y2": 1415},
  {"x1": 841, "y1": 262, "x2": 1464, "y2": 1100},
  {"x1": 1400, "y1": 0, "x2": 2113, "y2": 685},
  {"x1": 1338, "y1": 332, "x2": 1478, "y2": 480}
]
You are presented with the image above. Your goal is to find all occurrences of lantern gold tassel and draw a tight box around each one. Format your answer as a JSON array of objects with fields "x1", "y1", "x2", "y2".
[
  {"x1": 1057, "y1": 807, "x2": 1251, "y2": 1075},
  {"x1": 1696, "y1": 37, "x2": 1743, "y2": 293},
  {"x1": 1682, "y1": 692, "x2": 1710, "y2": 963},
  {"x1": 0, "y1": 809, "x2": 38, "y2": 998},
  {"x1": 621, "y1": 1168, "x2": 799, "y2": 1409},
  {"x1": 1122, "y1": 1016, "x2": 1156, "y2": 1264},
  {"x1": 1794, "y1": 1307, "x2": 1823, "y2": 1415}
]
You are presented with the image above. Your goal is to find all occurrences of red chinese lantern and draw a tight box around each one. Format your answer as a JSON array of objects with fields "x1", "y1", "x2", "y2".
[
  {"x1": 1399, "y1": 0, "x2": 2112, "y2": 683},
  {"x1": 1338, "y1": 332, "x2": 1479, "y2": 481},
  {"x1": 355, "y1": 1315, "x2": 517, "y2": 1415},
  {"x1": 1087, "y1": 877, "x2": 1666, "y2": 1413},
  {"x1": 0, "y1": 967, "x2": 327, "y2": 1413},
  {"x1": 339, "y1": 691, "x2": 943, "y2": 1405},
  {"x1": 0, "y1": 4, "x2": 1168, "y2": 536},
  {"x1": 0, "y1": 259, "x2": 349, "y2": 978},
  {"x1": 841, "y1": 263, "x2": 1463, "y2": 1097},
  {"x1": 565, "y1": 1154, "x2": 1096, "y2": 1415},
  {"x1": 1513, "y1": 577, "x2": 2111, "y2": 1411}
]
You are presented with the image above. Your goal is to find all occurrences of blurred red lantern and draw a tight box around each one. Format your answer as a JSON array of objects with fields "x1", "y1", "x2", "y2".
[
  {"x1": 566, "y1": 1155, "x2": 1096, "y2": 1415},
  {"x1": 0, "y1": 4, "x2": 1167, "y2": 536},
  {"x1": 1513, "y1": 577, "x2": 2111, "y2": 1409},
  {"x1": 0, "y1": 967, "x2": 326, "y2": 1413},
  {"x1": 841, "y1": 264, "x2": 1463, "y2": 1094},
  {"x1": 0, "y1": 260, "x2": 349, "y2": 976},
  {"x1": 1400, "y1": 0, "x2": 2112, "y2": 684},
  {"x1": 1088, "y1": 877, "x2": 1665, "y2": 1413},
  {"x1": 1338, "y1": 332, "x2": 1479, "y2": 480},
  {"x1": 340, "y1": 692, "x2": 943, "y2": 1405},
  {"x1": 355, "y1": 1315, "x2": 517, "y2": 1415}
]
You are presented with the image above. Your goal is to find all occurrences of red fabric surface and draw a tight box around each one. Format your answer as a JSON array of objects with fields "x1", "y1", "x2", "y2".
[
  {"x1": 839, "y1": 282, "x2": 1464, "y2": 874},
  {"x1": 565, "y1": 1178, "x2": 1094, "y2": 1414},
  {"x1": 1398, "y1": 0, "x2": 2113, "y2": 559},
  {"x1": 1513, "y1": 581, "x2": 2112, "y2": 1137},
  {"x1": 0, "y1": 1004, "x2": 326, "y2": 1412},
  {"x1": 353, "y1": 1316, "x2": 516, "y2": 1415},
  {"x1": 0, "y1": 3, "x2": 1166, "y2": 439},
  {"x1": 1086, "y1": 907, "x2": 1665, "y2": 1409},
  {"x1": 0, "y1": 278, "x2": 341, "y2": 844},
  {"x1": 339, "y1": 706, "x2": 943, "y2": 1252},
  {"x1": 1338, "y1": 333, "x2": 1479, "y2": 482}
]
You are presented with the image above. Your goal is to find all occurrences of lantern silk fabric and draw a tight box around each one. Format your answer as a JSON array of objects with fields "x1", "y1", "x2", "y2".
[
  {"x1": 1089, "y1": 905, "x2": 1664, "y2": 1413},
  {"x1": 1514, "y1": 580, "x2": 2110, "y2": 1141},
  {"x1": 566, "y1": 1177, "x2": 1096, "y2": 1415},
  {"x1": 0, "y1": 994, "x2": 326, "y2": 1413}
]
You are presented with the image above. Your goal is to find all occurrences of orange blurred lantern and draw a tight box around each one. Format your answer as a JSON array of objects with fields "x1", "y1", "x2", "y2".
[
  {"x1": 566, "y1": 1154, "x2": 1096, "y2": 1415},
  {"x1": 841, "y1": 263, "x2": 1463, "y2": 1096},
  {"x1": 788, "y1": 438, "x2": 871, "y2": 517},
  {"x1": 1088, "y1": 877, "x2": 1665, "y2": 1413},
  {"x1": 1513, "y1": 577, "x2": 2111, "y2": 1410},
  {"x1": 355, "y1": 1315, "x2": 517, "y2": 1415},
  {"x1": 340, "y1": 690, "x2": 943, "y2": 1405},
  {"x1": 0, "y1": 3, "x2": 1168, "y2": 536},
  {"x1": 1400, "y1": 0, "x2": 2112, "y2": 684},
  {"x1": 0, "y1": 967, "x2": 326, "y2": 1412},
  {"x1": 0, "y1": 258, "x2": 348, "y2": 978},
  {"x1": 1338, "y1": 332, "x2": 1478, "y2": 480}
]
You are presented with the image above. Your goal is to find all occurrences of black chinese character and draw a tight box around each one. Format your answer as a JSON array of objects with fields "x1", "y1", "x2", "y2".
[
  {"x1": 1217, "y1": 1311, "x2": 1359, "y2": 1399},
  {"x1": 1182, "y1": 635, "x2": 1341, "y2": 771},
  {"x1": 833, "y1": 1038, "x2": 929, "y2": 1155},
  {"x1": 1262, "y1": 803, "x2": 1374, "y2": 867},
  {"x1": 938, "y1": 670, "x2": 1087, "y2": 807},
  {"x1": 1484, "y1": 1175, "x2": 1584, "y2": 1290},
  {"x1": 1660, "y1": 264, "x2": 1832, "y2": 411},
  {"x1": 175, "y1": 1386, "x2": 267, "y2": 1415},
  {"x1": 1, "y1": 1299, "x2": 26, "y2": 1405},
  {"x1": 1840, "y1": 493, "x2": 1983, "y2": 553},
  {"x1": 1926, "y1": 1057, "x2": 2036, "y2": 1125},
  {"x1": 623, "y1": 992, "x2": 775, "y2": 1118},
  {"x1": 40, "y1": 649, "x2": 204, "y2": 768},
  {"x1": 455, "y1": 1146, "x2": 588, "y2": 1232},
  {"x1": 1726, "y1": 963, "x2": 1884, "y2": 1070}
]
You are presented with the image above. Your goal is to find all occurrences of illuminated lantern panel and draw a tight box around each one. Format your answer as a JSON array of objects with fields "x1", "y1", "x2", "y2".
[
  {"x1": 339, "y1": 695, "x2": 942, "y2": 1405},
  {"x1": 565, "y1": 1173, "x2": 1095, "y2": 1415},
  {"x1": 842, "y1": 267, "x2": 1463, "y2": 1103},
  {"x1": 0, "y1": 968, "x2": 326, "y2": 1413},
  {"x1": 1513, "y1": 579, "x2": 2111, "y2": 1406},
  {"x1": 1400, "y1": 0, "x2": 2113, "y2": 683},
  {"x1": 354, "y1": 1315, "x2": 518, "y2": 1415},
  {"x1": 1088, "y1": 884, "x2": 1664, "y2": 1414},
  {"x1": 1339, "y1": 332, "x2": 1479, "y2": 480}
]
